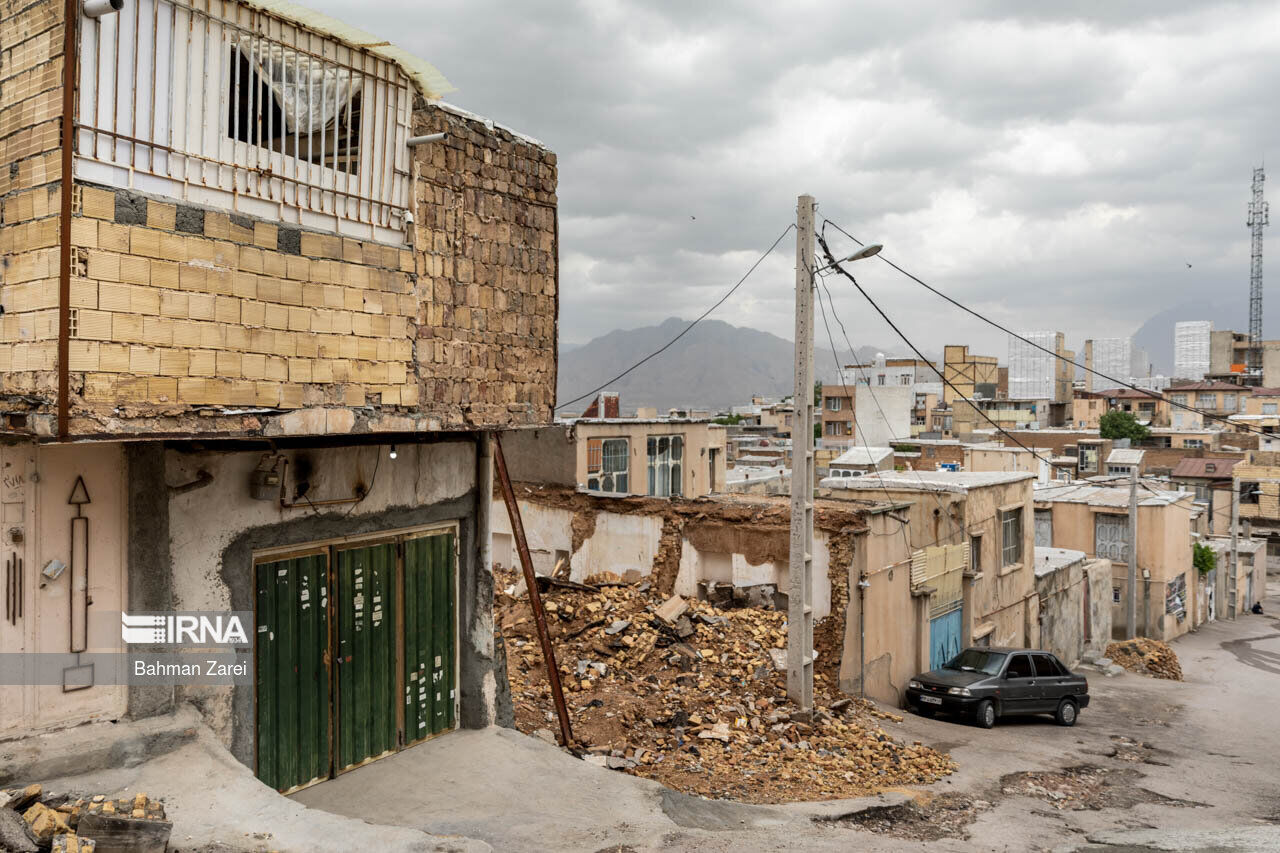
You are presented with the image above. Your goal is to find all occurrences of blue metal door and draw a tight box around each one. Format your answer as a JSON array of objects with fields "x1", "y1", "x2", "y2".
[{"x1": 929, "y1": 608, "x2": 962, "y2": 671}]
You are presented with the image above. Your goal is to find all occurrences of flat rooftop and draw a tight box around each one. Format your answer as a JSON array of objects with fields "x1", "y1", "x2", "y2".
[{"x1": 820, "y1": 470, "x2": 1035, "y2": 494}]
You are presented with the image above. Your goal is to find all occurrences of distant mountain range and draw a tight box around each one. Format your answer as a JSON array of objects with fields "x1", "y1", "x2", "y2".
[{"x1": 556, "y1": 317, "x2": 908, "y2": 414}]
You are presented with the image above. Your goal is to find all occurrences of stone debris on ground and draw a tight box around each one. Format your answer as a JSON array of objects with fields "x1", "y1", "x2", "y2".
[
  {"x1": 497, "y1": 567, "x2": 955, "y2": 804},
  {"x1": 1105, "y1": 638, "x2": 1183, "y2": 681},
  {"x1": 0, "y1": 783, "x2": 171, "y2": 853}
]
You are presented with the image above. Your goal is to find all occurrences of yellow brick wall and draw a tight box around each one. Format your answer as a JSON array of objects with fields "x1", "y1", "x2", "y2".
[
  {"x1": 0, "y1": 0, "x2": 64, "y2": 395},
  {"x1": 0, "y1": 11, "x2": 558, "y2": 436},
  {"x1": 1233, "y1": 459, "x2": 1280, "y2": 521},
  {"x1": 64, "y1": 194, "x2": 418, "y2": 413}
]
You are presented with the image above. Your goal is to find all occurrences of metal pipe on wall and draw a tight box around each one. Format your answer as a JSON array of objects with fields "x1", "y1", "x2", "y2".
[{"x1": 82, "y1": 0, "x2": 123, "y2": 18}]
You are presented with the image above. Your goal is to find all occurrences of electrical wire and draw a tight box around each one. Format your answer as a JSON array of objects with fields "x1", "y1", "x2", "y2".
[
  {"x1": 814, "y1": 265, "x2": 958, "y2": 546},
  {"x1": 821, "y1": 219, "x2": 1280, "y2": 441},
  {"x1": 814, "y1": 281, "x2": 915, "y2": 546},
  {"x1": 818, "y1": 232, "x2": 1075, "y2": 482},
  {"x1": 555, "y1": 224, "x2": 797, "y2": 412}
]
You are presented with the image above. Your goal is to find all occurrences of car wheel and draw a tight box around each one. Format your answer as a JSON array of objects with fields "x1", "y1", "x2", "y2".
[
  {"x1": 974, "y1": 699, "x2": 996, "y2": 729},
  {"x1": 1055, "y1": 699, "x2": 1078, "y2": 727},
  {"x1": 914, "y1": 704, "x2": 936, "y2": 718}
]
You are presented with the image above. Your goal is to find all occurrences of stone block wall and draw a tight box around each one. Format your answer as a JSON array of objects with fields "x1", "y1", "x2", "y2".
[{"x1": 0, "y1": 4, "x2": 558, "y2": 438}]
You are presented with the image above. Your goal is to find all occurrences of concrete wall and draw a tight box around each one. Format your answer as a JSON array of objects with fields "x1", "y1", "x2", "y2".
[
  {"x1": 128, "y1": 437, "x2": 499, "y2": 769},
  {"x1": 491, "y1": 496, "x2": 834, "y2": 620},
  {"x1": 1034, "y1": 553, "x2": 1111, "y2": 665},
  {"x1": 0, "y1": 441, "x2": 128, "y2": 737},
  {"x1": 855, "y1": 385, "x2": 912, "y2": 446},
  {"x1": 839, "y1": 512, "x2": 920, "y2": 705}
]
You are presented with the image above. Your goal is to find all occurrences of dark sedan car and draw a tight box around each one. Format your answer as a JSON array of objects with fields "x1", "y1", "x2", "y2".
[{"x1": 905, "y1": 647, "x2": 1089, "y2": 728}]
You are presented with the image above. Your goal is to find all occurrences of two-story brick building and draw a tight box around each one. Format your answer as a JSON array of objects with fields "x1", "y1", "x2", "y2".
[{"x1": 1, "y1": 0, "x2": 557, "y2": 794}]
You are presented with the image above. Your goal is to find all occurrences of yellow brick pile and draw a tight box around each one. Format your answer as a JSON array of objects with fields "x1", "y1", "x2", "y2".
[{"x1": 1105, "y1": 638, "x2": 1183, "y2": 681}]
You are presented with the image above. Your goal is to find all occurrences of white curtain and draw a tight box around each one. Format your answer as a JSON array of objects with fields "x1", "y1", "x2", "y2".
[{"x1": 235, "y1": 35, "x2": 359, "y2": 134}]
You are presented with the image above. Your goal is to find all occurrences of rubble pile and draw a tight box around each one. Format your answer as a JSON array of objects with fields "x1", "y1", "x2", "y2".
[
  {"x1": 497, "y1": 568, "x2": 955, "y2": 803},
  {"x1": 0, "y1": 783, "x2": 171, "y2": 853},
  {"x1": 1105, "y1": 639, "x2": 1183, "y2": 681}
]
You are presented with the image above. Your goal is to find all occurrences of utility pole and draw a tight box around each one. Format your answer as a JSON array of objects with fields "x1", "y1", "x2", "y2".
[
  {"x1": 1230, "y1": 479, "x2": 1240, "y2": 621},
  {"x1": 1127, "y1": 467, "x2": 1138, "y2": 639},
  {"x1": 788, "y1": 194, "x2": 815, "y2": 716}
]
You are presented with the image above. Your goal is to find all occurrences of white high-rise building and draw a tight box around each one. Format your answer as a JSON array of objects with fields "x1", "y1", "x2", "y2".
[
  {"x1": 1174, "y1": 321, "x2": 1212, "y2": 380},
  {"x1": 1009, "y1": 331, "x2": 1062, "y2": 400},
  {"x1": 1088, "y1": 337, "x2": 1151, "y2": 387}
]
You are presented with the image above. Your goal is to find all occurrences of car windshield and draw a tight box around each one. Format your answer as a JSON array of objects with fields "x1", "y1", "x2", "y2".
[{"x1": 942, "y1": 649, "x2": 1007, "y2": 675}]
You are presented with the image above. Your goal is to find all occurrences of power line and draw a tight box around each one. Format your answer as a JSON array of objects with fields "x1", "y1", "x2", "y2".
[
  {"x1": 817, "y1": 232, "x2": 1074, "y2": 480},
  {"x1": 814, "y1": 279, "x2": 916, "y2": 546},
  {"x1": 555, "y1": 224, "x2": 796, "y2": 412},
  {"x1": 814, "y1": 263, "x2": 958, "y2": 546},
  {"x1": 821, "y1": 219, "x2": 1280, "y2": 442}
]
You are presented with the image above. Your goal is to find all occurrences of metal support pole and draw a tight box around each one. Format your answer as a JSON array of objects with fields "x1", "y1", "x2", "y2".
[
  {"x1": 787, "y1": 194, "x2": 816, "y2": 715},
  {"x1": 493, "y1": 434, "x2": 574, "y2": 748},
  {"x1": 1127, "y1": 467, "x2": 1138, "y2": 639},
  {"x1": 1230, "y1": 480, "x2": 1240, "y2": 621}
]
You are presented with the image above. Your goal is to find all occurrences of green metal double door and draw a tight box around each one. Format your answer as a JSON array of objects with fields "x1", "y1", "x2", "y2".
[{"x1": 253, "y1": 530, "x2": 457, "y2": 793}]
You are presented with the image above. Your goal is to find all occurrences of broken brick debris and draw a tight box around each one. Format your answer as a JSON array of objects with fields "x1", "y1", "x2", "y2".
[
  {"x1": 498, "y1": 567, "x2": 955, "y2": 804},
  {"x1": 0, "y1": 783, "x2": 169, "y2": 853},
  {"x1": 1105, "y1": 639, "x2": 1183, "y2": 681}
]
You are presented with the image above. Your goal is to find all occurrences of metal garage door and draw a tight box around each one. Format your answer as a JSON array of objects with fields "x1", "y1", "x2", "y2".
[
  {"x1": 335, "y1": 541, "x2": 400, "y2": 773},
  {"x1": 403, "y1": 532, "x2": 456, "y2": 744},
  {"x1": 254, "y1": 526, "x2": 458, "y2": 793},
  {"x1": 254, "y1": 551, "x2": 331, "y2": 794},
  {"x1": 1095, "y1": 513, "x2": 1130, "y2": 562}
]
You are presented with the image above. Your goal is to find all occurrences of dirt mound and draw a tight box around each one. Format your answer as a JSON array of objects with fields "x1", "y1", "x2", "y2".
[
  {"x1": 497, "y1": 568, "x2": 955, "y2": 803},
  {"x1": 1105, "y1": 638, "x2": 1183, "y2": 681}
]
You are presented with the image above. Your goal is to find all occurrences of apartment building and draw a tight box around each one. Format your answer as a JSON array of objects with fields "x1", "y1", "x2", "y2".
[
  {"x1": 0, "y1": 0, "x2": 557, "y2": 793},
  {"x1": 820, "y1": 383, "x2": 855, "y2": 439}
]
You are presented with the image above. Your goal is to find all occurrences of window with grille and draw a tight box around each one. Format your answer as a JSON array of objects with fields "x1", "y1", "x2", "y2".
[
  {"x1": 647, "y1": 435, "x2": 684, "y2": 497},
  {"x1": 1000, "y1": 508, "x2": 1023, "y2": 567},
  {"x1": 75, "y1": 0, "x2": 414, "y2": 241},
  {"x1": 1095, "y1": 512, "x2": 1130, "y2": 562},
  {"x1": 586, "y1": 438, "x2": 629, "y2": 494}
]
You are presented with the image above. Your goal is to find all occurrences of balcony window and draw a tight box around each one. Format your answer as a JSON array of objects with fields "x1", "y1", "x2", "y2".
[
  {"x1": 586, "y1": 438, "x2": 629, "y2": 494},
  {"x1": 75, "y1": 0, "x2": 414, "y2": 241}
]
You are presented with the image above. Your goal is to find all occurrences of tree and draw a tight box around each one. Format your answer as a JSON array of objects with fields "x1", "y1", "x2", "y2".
[
  {"x1": 1099, "y1": 409, "x2": 1150, "y2": 443},
  {"x1": 1193, "y1": 543, "x2": 1217, "y2": 576}
]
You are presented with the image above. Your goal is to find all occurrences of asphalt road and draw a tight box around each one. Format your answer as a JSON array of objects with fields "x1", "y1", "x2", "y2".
[{"x1": 297, "y1": 583, "x2": 1280, "y2": 852}]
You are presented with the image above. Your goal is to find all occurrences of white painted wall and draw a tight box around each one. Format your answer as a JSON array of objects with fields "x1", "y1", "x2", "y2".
[
  {"x1": 498, "y1": 498, "x2": 835, "y2": 620},
  {"x1": 0, "y1": 443, "x2": 128, "y2": 737}
]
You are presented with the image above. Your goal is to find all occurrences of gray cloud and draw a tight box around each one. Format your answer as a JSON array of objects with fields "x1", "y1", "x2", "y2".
[{"x1": 309, "y1": 0, "x2": 1280, "y2": 369}]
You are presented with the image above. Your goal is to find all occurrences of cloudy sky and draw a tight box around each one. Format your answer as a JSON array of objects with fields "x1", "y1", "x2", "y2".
[{"x1": 316, "y1": 0, "x2": 1279, "y2": 361}]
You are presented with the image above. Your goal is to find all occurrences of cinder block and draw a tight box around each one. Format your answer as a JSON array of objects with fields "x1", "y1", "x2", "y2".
[
  {"x1": 254, "y1": 222, "x2": 278, "y2": 250},
  {"x1": 68, "y1": 340, "x2": 100, "y2": 372},
  {"x1": 188, "y1": 350, "x2": 216, "y2": 377},
  {"x1": 99, "y1": 343, "x2": 130, "y2": 372},
  {"x1": 158, "y1": 348, "x2": 189, "y2": 376},
  {"x1": 149, "y1": 376, "x2": 178, "y2": 401},
  {"x1": 80, "y1": 187, "x2": 115, "y2": 220},
  {"x1": 160, "y1": 290, "x2": 189, "y2": 318},
  {"x1": 86, "y1": 251, "x2": 120, "y2": 282},
  {"x1": 75, "y1": 309, "x2": 113, "y2": 340},
  {"x1": 146, "y1": 201, "x2": 176, "y2": 230},
  {"x1": 130, "y1": 346, "x2": 161, "y2": 374},
  {"x1": 120, "y1": 255, "x2": 151, "y2": 286},
  {"x1": 216, "y1": 351, "x2": 242, "y2": 378}
]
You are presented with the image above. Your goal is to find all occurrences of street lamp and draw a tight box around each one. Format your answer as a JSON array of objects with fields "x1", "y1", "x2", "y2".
[{"x1": 815, "y1": 242, "x2": 883, "y2": 273}]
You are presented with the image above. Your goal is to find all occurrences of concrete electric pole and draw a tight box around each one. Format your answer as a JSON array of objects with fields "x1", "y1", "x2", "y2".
[
  {"x1": 788, "y1": 194, "x2": 816, "y2": 716},
  {"x1": 1230, "y1": 479, "x2": 1240, "y2": 621},
  {"x1": 1127, "y1": 467, "x2": 1138, "y2": 639}
]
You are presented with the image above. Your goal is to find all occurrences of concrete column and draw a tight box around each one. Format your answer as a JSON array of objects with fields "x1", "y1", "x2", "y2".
[{"x1": 125, "y1": 442, "x2": 175, "y2": 720}]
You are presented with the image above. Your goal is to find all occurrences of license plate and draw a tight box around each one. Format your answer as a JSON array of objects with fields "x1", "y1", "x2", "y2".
[{"x1": 921, "y1": 695, "x2": 942, "y2": 705}]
